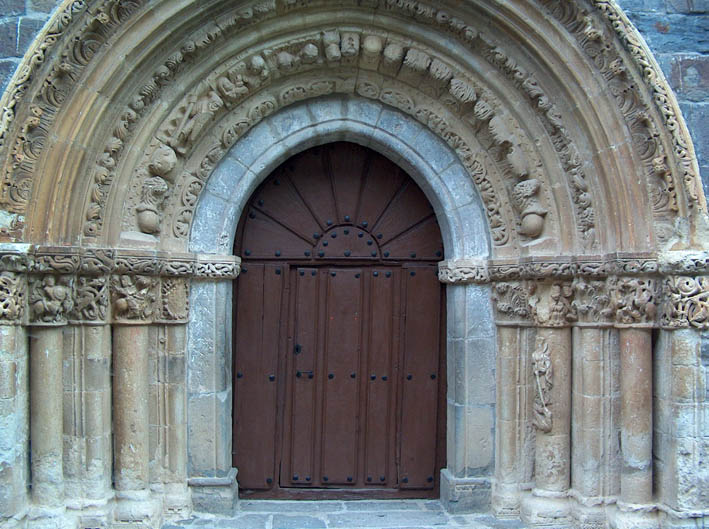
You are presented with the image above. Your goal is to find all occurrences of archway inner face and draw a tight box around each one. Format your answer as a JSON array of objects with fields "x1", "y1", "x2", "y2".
[{"x1": 232, "y1": 142, "x2": 446, "y2": 498}]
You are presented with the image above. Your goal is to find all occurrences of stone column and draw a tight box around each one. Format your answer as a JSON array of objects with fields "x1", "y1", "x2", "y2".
[
  {"x1": 490, "y1": 281, "x2": 535, "y2": 517},
  {"x1": 569, "y1": 278, "x2": 621, "y2": 527},
  {"x1": 63, "y1": 273, "x2": 113, "y2": 527},
  {"x1": 610, "y1": 277, "x2": 658, "y2": 529},
  {"x1": 26, "y1": 272, "x2": 75, "y2": 527},
  {"x1": 111, "y1": 274, "x2": 161, "y2": 526},
  {"x1": 521, "y1": 282, "x2": 575, "y2": 526},
  {"x1": 0, "y1": 271, "x2": 29, "y2": 528}
]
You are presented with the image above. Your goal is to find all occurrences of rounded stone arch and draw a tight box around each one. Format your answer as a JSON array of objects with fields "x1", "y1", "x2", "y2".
[
  {"x1": 0, "y1": 1, "x2": 707, "y2": 529},
  {"x1": 189, "y1": 96, "x2": 490, "y2": 260}
]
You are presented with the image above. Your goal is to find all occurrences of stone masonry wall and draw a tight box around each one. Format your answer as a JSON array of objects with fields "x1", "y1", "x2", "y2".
[{"x1": 0, "y1": 0, "x2": 706, "y2": 192}]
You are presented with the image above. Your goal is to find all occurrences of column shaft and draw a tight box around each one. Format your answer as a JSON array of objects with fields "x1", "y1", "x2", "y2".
[
  {"x1": 619, "y1": 328, "x2": 653, "y2": 505},
  {"x1": 30, "y1": 327, "x2": 65, "y2": 508},
  {"x1": 113, "y1": 325, "x2": 150, "y2": 491}
]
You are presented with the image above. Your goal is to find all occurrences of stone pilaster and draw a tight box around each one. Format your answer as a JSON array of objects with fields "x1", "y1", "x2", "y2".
[{"x1": 0, "y1": 270, "x2": 29, "y2": 528}]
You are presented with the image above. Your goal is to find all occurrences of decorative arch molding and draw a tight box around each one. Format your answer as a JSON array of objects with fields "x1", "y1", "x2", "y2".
[
  {"x1": 0, "y1": 2, "x2": 708, "y2": 529},
  {"x1": 0, "y1": 0, "x2": 704, "y2": 254}
]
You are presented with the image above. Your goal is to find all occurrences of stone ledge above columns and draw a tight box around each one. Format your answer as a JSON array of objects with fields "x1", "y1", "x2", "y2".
[
  {"x1": 438, "y1": 251, "x2": 709, "y2": 330},
  {"x1": 0, "y1": 245, "x2": 240, "y2": 325}
]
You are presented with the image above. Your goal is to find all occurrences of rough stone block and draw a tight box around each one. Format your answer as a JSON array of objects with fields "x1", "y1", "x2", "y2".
[
  {"x1": 28, "y1": 0, "x2": 57, "y2": 13},
  {"x1": 0, "y1": 0, "x2": 24, "y2": 16},
  {"x1": 665, "y1": 0, "x2": 708, "y2": 13},
  {"x1": 207, "y1": 156, "x2": 248, "y2": 201},
  {"x1": 669, "y1": 54, "x2": 709, "y2": 102},
  {"x1": 228, "y1": 120, "x2": 278, "y2": 169},
  {"x1": 344, "y1": 96, "x2": 381, "y2": 126},
  {"x1": 268, "y1": 103, "x2": 312, "y2": 138},
  {"x1": 0, "y1": 19, "x2": 18, "y2": 59},
  {"x1": 376, "y1": 108, "x2": 422, "y2": 146},
  {"x1": 17, "y1": 17, "x2": 45, "y2": 55}
]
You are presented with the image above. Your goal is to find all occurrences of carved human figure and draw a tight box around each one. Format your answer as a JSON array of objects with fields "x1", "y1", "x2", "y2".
[
  {"x1": 30, "y1": 275, "x2": 73, "y2": 323},
  {"x1": 112, "y1": 274, "x2": 156, "y2": 321},
  {"x1": 171, "y1": 86, "x2": 224, "y2": 153},
  {"x1": 531, "y1": 337, "x2": 552, "y2": 433}
]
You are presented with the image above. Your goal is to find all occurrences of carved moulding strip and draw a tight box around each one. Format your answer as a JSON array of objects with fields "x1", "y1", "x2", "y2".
[
  {"x1": 83, "y1": 1, "x2": 278, "y2": 239},
  {"x1": 588, "y1": 0, "x2": 703, "y2": 209},
  {"x1": 444, "y1": 251, "x2": 709, "y2": 329},
  {"x1": 112, "y1": 27, "x2": 542, "y2": 249},
  {"x1": 438, "y1": 253, "x2": 663, "y2": 284},
  {"x1": 0, "y1": 246, "x2": 240, "y2": 325}
]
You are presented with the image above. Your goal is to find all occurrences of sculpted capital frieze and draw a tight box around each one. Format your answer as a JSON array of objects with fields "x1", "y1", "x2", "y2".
[{"x1": 660, "y1": 275, "x2": 709, "y2": 330}]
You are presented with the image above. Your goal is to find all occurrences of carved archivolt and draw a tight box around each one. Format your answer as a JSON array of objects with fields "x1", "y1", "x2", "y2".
[{"x1": 0, "y1": 0, "x2": 701, "y2": 259}]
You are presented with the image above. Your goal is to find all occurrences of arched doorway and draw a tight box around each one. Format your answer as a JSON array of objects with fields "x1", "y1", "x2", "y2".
[{"x1": 231, "y1": 142, "x2": 446, "y2": 498}]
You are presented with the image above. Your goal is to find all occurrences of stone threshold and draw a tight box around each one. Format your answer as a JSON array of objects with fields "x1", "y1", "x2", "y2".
[{"x1": 162, "y1": 500, "x2": 528, "y2": 529}]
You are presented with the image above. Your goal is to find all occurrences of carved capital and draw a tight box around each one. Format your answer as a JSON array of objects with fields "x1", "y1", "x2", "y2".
[
  {"x1": 28, "y1": 274, "x2": 74, "y2": 325},
  {"x1": 159, "y1": 277, "x2": 190, "y2": 322},
  {"x1": 529, "y1": 281, "x2": 577, "y2": 327},
  {"x1": 660, "y1": 275, "x2": 709, "y2": 329},
  {"x1": 610, "y1": 276, "x2": 658, "y2": 326},
  {"x1": 70, "y1": 275, "x2": 109, "y2": 324},
  {"x1": 491, "y1": 281, "x2": 534, "y2": 324},
  {"x1": 572, "y1": 277, "x2": 614, "y2": 325},
  {"x1": 110, "y1": 274, "x2": 159, "y2": 324},
  {"x1": 0, "y1": 271, "x2": 26, "y2": 324},
  {"x1": 437, "y1": 259, "x2": 488, "y2": 284}
]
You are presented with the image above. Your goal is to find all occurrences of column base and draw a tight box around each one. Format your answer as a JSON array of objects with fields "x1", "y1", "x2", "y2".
[
  {"x1": 609, "y1": 506, "x2": 659, "y2": 529},
  {"x1": 440, "y1": 468, "x2": 491, "y2": 514},
  {"x1": 28, "y1": 506, "x2": 77, "y2": 529},
  {"x1": 520, "y1": 491, "x2": 572, "y2": 526},
  {"x1": 658, "y1": 511, "x2": 709, "y2": 529},
  {"x1": 491, "y1": 481, "x2": 521, "y2": 518},
  {"x1": 66, "y1": 498, "x2": 114, "y2": 529},
  {"x1": 113, "y1": 489, "x2": 161, "y2": 528},
  {"x1": 571, "y1": 502, "x2": 608, "y2": 529},
  {"x1": 188, "y1": 468, "x2": 238, "y2": 516},
  {"x1": 161, "y1": 483, "x2": 192, "y2": 520}
]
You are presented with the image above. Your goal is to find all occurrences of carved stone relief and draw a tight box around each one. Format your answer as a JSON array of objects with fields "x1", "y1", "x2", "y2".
[
  {"x1": 531, "y1": 336, "x2": 553, "y2": 433},
  {"x1": 0, "y1": 271, "x2": 25, "y2": 323},
  {"x1": 660, "y1": 276, "x2": 709, "y2": 329},
  {"x1": 610, "y1": 276, "x2": 658, "y2": 326},
  {"x1": 28, "y1": 274, "x2": 74, "y2": 325}
]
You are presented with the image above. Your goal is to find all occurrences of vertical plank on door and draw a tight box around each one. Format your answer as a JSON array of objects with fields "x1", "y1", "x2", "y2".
[
  {"x1": 364, "y1": 268, "x2": 396, "y2": 486},
  {"x1": 320, "y1": 268, "x2": 362, "y2": 485},
  {"x1": 233, "y1": 263, "x2": 283, "y2": 489},
  {"x1": 282, "y1": 268, "x2": 319, "y2": 486},
  {"x1": 399, "y1": 265, "x2": 440, "y2": 489}
]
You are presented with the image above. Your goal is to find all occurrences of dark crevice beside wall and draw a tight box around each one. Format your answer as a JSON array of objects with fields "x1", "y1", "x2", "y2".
[{"x1": 0, "y1": 0, "x2": 706, "y2": 192}]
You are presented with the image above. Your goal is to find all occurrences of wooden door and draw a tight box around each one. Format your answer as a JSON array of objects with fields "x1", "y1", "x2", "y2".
[{"x1": 232, "y1": 143, "x2": 445, "y2": 498}]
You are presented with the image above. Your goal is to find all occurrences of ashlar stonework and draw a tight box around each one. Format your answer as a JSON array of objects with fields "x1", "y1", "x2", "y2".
[{"x1": 0, "y1": 1, "x2": 707, "y2": 529}]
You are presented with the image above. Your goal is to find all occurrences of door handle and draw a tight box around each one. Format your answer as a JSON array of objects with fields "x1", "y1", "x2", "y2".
[{"x1": 296, "y1": 370, "x2": 314, "y2": 379}]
